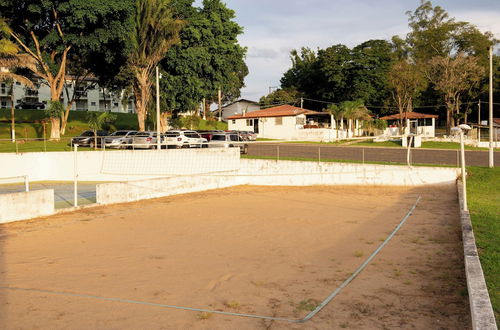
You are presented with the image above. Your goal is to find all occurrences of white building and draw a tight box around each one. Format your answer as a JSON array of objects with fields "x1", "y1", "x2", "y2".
[
  {"x1": 0, "y1": 77, "x2": 134, "y2": 113},
  {"x1": 228, "y1": 104, "x2": 348, "y2": 141},
  {"x1": 379, "y1": 112, "x2": 438, "y2": 138},
  {"x1": 221, "y1": 99, "x2": 260, "y2": 120}
]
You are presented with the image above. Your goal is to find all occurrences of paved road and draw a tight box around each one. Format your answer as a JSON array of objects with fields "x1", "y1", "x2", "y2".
[{"x1": 247, "y1": 143, "x2": 500, "y2": 167}]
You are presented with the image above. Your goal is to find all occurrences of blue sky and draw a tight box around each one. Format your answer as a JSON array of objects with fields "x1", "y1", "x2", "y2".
[{"x1": 196, "y1": 1, "x2": 500, "y2": 101}]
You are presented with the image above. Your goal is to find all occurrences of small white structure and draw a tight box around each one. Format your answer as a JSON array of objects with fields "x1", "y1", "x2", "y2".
[
  {"x1": 221, "y1": 99, "x2": 260, "y2": 121},
  {"x1": 228, "y1": 104, "x2": 337, "y2": 140},
  {"x1": 379, "y1": 112, "x2": 438, "y2": 138}
]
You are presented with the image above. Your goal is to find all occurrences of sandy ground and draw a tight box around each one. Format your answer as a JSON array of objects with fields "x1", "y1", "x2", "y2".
[{"x1": 0, "y1": 185, "x2": 470, "y2": 329}]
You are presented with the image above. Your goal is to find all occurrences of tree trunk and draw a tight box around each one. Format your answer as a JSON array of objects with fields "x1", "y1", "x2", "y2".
[
  {"x1": 49, "y1": 117, "x2": 61, "y2": 140},
  {"x1": 159, "y1": 112, "x2": 170, "y2": 133},
  {"x1": 134, "y1": 70, "x2": 151, "y2": 132},
  {"x1": 60, "y1": 101, "x2": 74, "y2": 135}
]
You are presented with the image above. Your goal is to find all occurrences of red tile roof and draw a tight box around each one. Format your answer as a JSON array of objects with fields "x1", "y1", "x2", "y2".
[
  {"x1": 379, "y1": 112, "x2": 439, "y2": 120},
  {"x1": 227, "y1": 105, "x2": 322, "y2": 119}
]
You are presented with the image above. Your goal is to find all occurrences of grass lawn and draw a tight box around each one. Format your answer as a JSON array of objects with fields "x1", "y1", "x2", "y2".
[
  {"x1": 467, "y1": 166, "x2": 500, "y2": 323},
  {"x1": 0, "y1": 108, "x2": 227, "y2": 142}
]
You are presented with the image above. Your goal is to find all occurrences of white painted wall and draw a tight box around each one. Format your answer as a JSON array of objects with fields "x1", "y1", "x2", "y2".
[
  {"x1": 0, "y1": 189, "x2": 54, "y2": 223},
  {"x1": 0, "y1": 148, "x2": 240, "y2": 183}
]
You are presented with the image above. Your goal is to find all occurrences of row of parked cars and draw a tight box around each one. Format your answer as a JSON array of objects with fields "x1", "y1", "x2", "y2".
[{"x1": 70, "y1": 129, "x2": 254, "y2": 154}]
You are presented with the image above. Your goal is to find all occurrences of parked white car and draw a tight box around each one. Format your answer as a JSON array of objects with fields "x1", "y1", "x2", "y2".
[
  {"x1": 208, "y1": 133, "x2": 248, "y2": 154},
  {"x1": 104, "y1": 130, "x2": 138, "y2": 149},
  {"x1": 164, "y1": 130, "x2": 207, "y2": 148}
]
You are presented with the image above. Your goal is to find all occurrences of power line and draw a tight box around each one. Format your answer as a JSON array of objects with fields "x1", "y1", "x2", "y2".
[{"x1": 301, "y1": 97, "x2": 490, "y2": 110}]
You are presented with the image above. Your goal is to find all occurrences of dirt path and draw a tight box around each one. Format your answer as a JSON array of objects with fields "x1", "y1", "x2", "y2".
[{"x1": 0, "y1": 185, "x2": 470, "y2": 329}]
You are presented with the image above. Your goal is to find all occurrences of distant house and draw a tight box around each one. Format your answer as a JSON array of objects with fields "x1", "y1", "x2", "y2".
[
  {"x1": 221, "y1": 99, "x2": 260, "y2": 120},
  {"x1": 228, "y1": 104, "x2": 334, "y2": 140},
  {"x1": 380, "y1": 112, "x2": 438, "y2": 138}
]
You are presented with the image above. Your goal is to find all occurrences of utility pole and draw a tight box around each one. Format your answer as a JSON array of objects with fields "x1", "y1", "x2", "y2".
[
  {"x1": 202, "y1": 98, "x2": 206, "y2": 120},
  {"x1": 300, "y1": 97, "x2": 303, "y2": 109},
  {"x1": 218, "y1": 89, "x2": 222, "y2": 122},
  {"x1": 478, "y1": 100, "x2": 481, "y2": 143},
  {"x1": 156, "y1": 66, "x2": 161, "y2": 151},
  {"x1": 489, "y1": 46, "x2": 494, "y2": 168}
]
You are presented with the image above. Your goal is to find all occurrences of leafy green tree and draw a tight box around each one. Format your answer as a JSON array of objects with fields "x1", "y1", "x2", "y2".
[
  {"x1": 349, "y1": 40, "x2": 394, "y2": 106},
  {"x1": 403, "y1": 1, "x2": 495, "y2": 122},
  {"x1": 160, "y1": 0, "x2": 247, "y2": 121},
  {"x1": 281, "y1": 47, "x2": 322, "y2": 101},
  {"x1": 388, "y1": 60, "x2": 427, "y2": 133},
  {"x1": 129, "y1": 0, "x2": 184, "y2": 131},
  {"x1": 426, "y1": 54, "x2": 484, "y2": 134},
  {"x1": 87, "y1": 111, "x2": 117, "y2": 149},
  {"x1": 259, "y1": 88, "x2": 301, "y2": 107},
  {"x1": 316, "y1": 45, "x2": 351, "y2": 104},
  {"x1": 0, "y1": 0, "x2": 134, "y2": 139}
]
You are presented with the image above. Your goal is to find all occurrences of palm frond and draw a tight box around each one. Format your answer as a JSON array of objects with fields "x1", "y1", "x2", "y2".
[{"x1": 0, "y1": 71, "x2": 35, "y2": 88}]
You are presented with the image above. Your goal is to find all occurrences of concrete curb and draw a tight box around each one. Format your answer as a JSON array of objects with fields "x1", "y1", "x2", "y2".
[{"x1": 457, "y1": 181, "x2": 497, "y2": 330}]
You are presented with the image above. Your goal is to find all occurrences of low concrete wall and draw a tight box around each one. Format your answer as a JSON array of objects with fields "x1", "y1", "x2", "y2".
[
  {"x1": 97, "y1": 174, "x2": 239, "y2": 205},
  {"x1": 457, "y1": 182, "x2": 497, "y2": 330},
  {"x1": 96, "y1": 159, "x2": 459, "y2": 206},
  {"x1": 0, "y1": 189, "x2": 54, "y2": 223},
  {"x1": 0, "y1": 148, "x2": 240, "y2": 182},
  {"x1": 238, "y1": 159, "x2": 459, "y2": 186}
]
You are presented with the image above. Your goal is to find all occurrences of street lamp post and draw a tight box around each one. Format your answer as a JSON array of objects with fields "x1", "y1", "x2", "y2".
[
  {"x1": 156, "y1": 66, "x2": 161, "y2": 151},
  {"x1": 452, "y1": 124, "x2": 471, "y2": 212},
  {"x1": 489, "y1": 46, "x2": 494, "y2": 168}
]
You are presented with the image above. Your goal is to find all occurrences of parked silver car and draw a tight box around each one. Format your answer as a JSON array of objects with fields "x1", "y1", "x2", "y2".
[
  {"x1": 164, "y1": 130, "x2": 207, "y2": 148},
  {"x1": 131, "y1": 131, "x2": 163, "y2": 149},
  {"x1": 104, "y1": 130, "x2": 138, "y2": 149},
  {"x1": 208, "y1": 133, "x2": 248, "y2": 154}
]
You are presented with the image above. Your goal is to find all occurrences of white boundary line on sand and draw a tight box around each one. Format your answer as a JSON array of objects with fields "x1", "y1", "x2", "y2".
[{"x1": 0, "y1": 197, "x2": 421, "y2": 324}]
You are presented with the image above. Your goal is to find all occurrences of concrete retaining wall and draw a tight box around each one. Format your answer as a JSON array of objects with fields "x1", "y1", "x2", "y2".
[
  {"x1": 457, "y1": 182, "x2": 497, "y2": 330},
  {"x1": 0, "y1": 189, "x2": 54, "y2": 223},
  {"x1": 0, "y1": 148, "x2": 240, "y2": 182},
  {"x1": 95, "y1": 159, "x2": 459, "y2": 205},
  {"x1": 97, "y1": 175, "x2": 239, "y2": 205},
  {"x1": 238, "y1": 159, "x2": 459, "y2": 186}
]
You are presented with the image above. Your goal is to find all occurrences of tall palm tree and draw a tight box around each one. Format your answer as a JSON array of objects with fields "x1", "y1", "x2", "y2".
[
  {"x1": 129, "y1": 0, "x2": 184, "y2": 131},
  {"x1": 0, "y1": 19, "x2": 35, "y2": 142},
  {"x1": 340, "y1": 100, "x2": 368, "y2": 137},
  {"x1": 326, "y1": 104, "x2": 345, "y2": 140}
]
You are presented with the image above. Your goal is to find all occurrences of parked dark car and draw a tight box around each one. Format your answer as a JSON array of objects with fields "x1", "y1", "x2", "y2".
[
  {"x1": 197, "y1": 130, "x2": 223, "y2": 142},
  {"x1": 70, "y1": 130, "x2": 108, "y2": 148},
  {"x1": 15, "y1": 101, "x2": 45, "y2": 110}
]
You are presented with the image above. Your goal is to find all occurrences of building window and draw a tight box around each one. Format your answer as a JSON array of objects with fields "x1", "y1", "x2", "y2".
[
  {"x1": 296, "y1": 117, "x2": 305, "y2": 125},
  {"x1": 1, "y1": 101, "x2": 7, "y2": 108},
  {"x1": 114, "y1": 102, "x2": 119, "y2": 107},
  {"x1": 232, "y1": 120, "x2": 236, "y2": 124},
  {"x1": 275, "y1": 117, "x2": 283, "y2": 125},
  {"x1": 246, "y1": 119, "x2": 253, "y2": 126},
  {"x1": 91, "y1": 102, "x2": 96, "y2": 106}
]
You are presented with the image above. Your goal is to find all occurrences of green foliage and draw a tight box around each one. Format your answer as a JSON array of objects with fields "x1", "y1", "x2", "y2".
[
  {"x1": 0, "y1": 0, "x2": 134, "y2": 78},
  {"x1": 259, "y1": 88, "x2": 301, "y2": 107},
  {"x1": 86, "y1": 111, "x2": 117, "y2": 132},
  {"x1": 160, "y1": 0, "x2": 248, "y2": 114},
  {"x1": 44, "y1": 101, "x2": 64, "y2": 119},
  {"x1": 280, "y1": 41, "x2": 394, "y2": 111}
]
